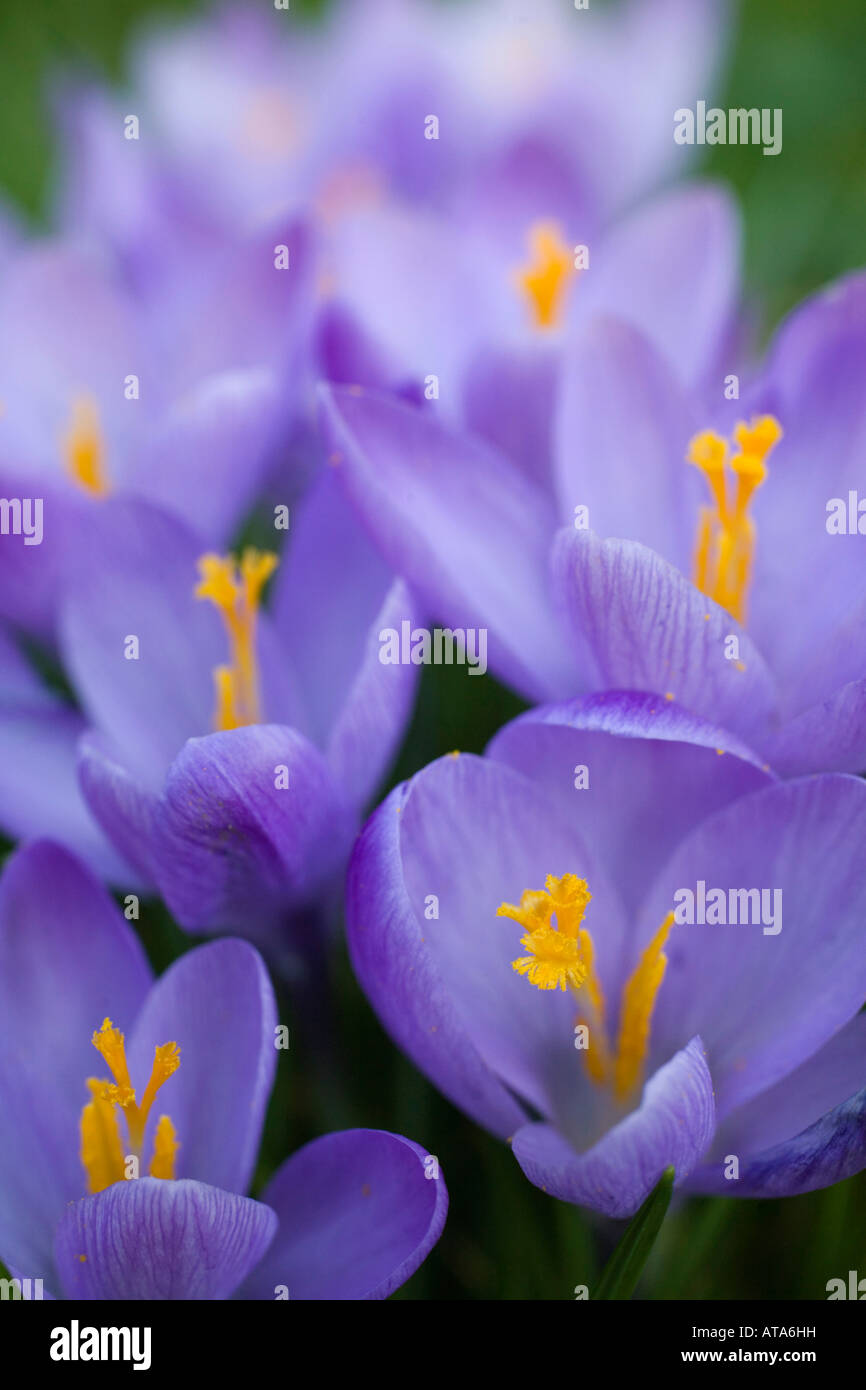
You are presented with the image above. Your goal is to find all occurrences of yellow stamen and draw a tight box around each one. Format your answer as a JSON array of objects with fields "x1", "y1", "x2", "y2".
[
  {"x1": 80, "y1": 1018, "x2": 180, "y2": 1195},
  {"x1": 613, "y1": 912, "x2": 674, "y2": 1102},
  {"x1": 80, "y1": 1080, "x2": 127, "y2": 1195},
  {"x1": 62, "y1": 396, "x2": 110, "y2": 496},
  {"x1": 515, "y1": 222, "x2": 575, "y2": 330},
  {"x1": 149, "y1": 1115, "x2": 180, "y2": 1181},
  {"x1": 686, "y1": 416, "x2": 782, "y2": 625},
  {"x1": 500, "y1": 877, "x2": 674, "y2": 1108},
  {"x1": 195, "y1": 548, "x2": 279, "y2": 731}
]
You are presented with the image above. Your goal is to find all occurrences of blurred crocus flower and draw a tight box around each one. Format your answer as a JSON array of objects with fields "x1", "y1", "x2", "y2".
[
  {"x1": 0, "y1": 840, "x2": 447, "y2": 1299},
  {"x1": 0, "y1": 219, "x2": 314, "y2": 638},
  {"x1": 57, "y1": 0, "x2": 728, "y2": 262},
  {"x1": 346, "y1": 692, "x2": 866, "y2": 1217},
  {"x1": 0, "y1": 489, "x2": 418, "y2": 959},
  {"x1": 322, "y1": 271, "x2": 866, "y2": 776},
  {"x1": 323, "y1": 182, "x2": 739, "y2": 452}
]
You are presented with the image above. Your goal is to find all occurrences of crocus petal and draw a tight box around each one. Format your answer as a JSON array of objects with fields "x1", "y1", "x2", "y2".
[
  {"x1": 59, "y1": 498, "x2": 222, "y2": 788},
  {"x1": 552, "y1": 527, "x2": 779, "y2": 748},
  {"x1": 511, "y1": 1037, "x2": 715, "y2": 1218},
  {"x1": 0, "y1": 841, "x2": 151, "y2": 1084},
  {"x1": 690, "y1": 1090, "x2": 866, "y2": 1199},
  {"x1": 765, "y1": 678, "x2": 866, "y2": 776},
  {"x1": 150, "y1": 724, "x2": 352, "y2": 944},
  {"x1": 272, "y1": 467, "x2": 422, "y2": 805},
  {"x1": 327, "y1": 204, "x2": 501, "y2": 406},
  {"x1": 574, "y1": 184, "x2": 739, "y2": 391},
  {"x1": 272, "y1": 466, "x2": 396, "y2": 749},
  {"x1": 0, "y1": 474, "x2": 82, "y2": 638},
  {"x1": 0, "y1": 708, "x2": 132, "y2": 883},
  {"x1": 78, "y1": 731, "x2": 160, "y2": 885},
  {"x1": 711, "y1": 1013, "x2": 866, "y2": 1161},
  {"x1": 747, "y1": 275, "x2": 866, "y2": 691},
  {"x1": 136, "y1": 367, "x2": 284, "y2": 545},
  {"x1": 240, "y1": 1130, "x2": 448, "y2": 1300},
  {"x1": 554, "y1": 316, "x2": 701, "y2": 572},
  {"x1": 55, "y1": 1178, "x2": 277, "y2": 1300},
  {"x1": 0, "y1": 842, "x2": 152, "y2": 1285},
  {"x1": 641, "y1": 774, "x2": 866, "y2": 1118},
  {"x1": 347, "y1": 783, "x2": 529, "y2": 1140},
  {"x1": 576, "y1": 0, "x2": 729, "y2": 216},
  {"x1": 155, "y1": 217, "x2": 315, "y2": 404},
  {"x1": 126, "y1": 939, "x2": 277, "y2": 1196},
  {"x1": 320, "y1": 383, "x2": 578, "y2": 701},
  {"x1": 325, "y1": 577, "x2": 422, "y2": 808},
  {"x1": 53, "y1": 81, "x2": 195, "y2": 293},
  {"x1": 488, "y1": 691, "x2": 773, "y2": 919},
  {"x1": 764, "y1": 271, "x2": 866, "y2": 475},
  {"x1": 0, "y1": 1061, "x2": 79, "y2": 1292},
  {"x1": 462, "y1": 346, "x2": 558, "y2": 495}
]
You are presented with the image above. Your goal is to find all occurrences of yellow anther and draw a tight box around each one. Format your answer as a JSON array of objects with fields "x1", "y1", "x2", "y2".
[
  {"x1": 511, "y1": 927, "x2": 588, "y2": 992},
  {"x1": 687, "y1": 430, "x2": 729, "y2": 523},
  {"x1": 62, "y1": 396, "x2": 110, "y2": 497},
  {"x1": 730, "y1": 414, "x2": 784, "y2": 518},
  {"x1": 499, "y1": 874, "x2": 593, "y2": 991},
  {"x1": 195, "y1": 548, "x2": 279, "y2": 731},
  {"x1": 80, "y1": 1018, "x2": 181, "y2": 1195},
  {"x1": 686, "y1": 416, "x2": 782, "y2": 625},
  {"x1": 91, "y1": 1018, "x2": 133, "y2": 1092},
  {"x1": 130, "y1": 1041, "x2": 180, "y2": 1152},
  {"x1": 501, "y1": 879, "x2": 674, "y2": 1108},
  {"x1": 515, "y1": 222, "x2": 575, "y2": 330},
  {"x1": 149, "y1": 1115, "x2": 180, "y2": 1181}
]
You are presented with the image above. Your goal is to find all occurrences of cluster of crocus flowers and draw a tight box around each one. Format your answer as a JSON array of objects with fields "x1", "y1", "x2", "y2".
[{"x1": 0, "y1": 0, "x2": 864, "y2": 1310}]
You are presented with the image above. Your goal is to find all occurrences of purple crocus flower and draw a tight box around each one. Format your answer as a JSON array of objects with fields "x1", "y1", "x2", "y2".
[
  {"x1": 346, "y1": 691, "x2": 866, "y2": 1217},
  {"x1": 0, "y1": 487, "x2": 419, "y2": 957},
  {"x1": 0, "y1": 840, "x2": 447, "y2": 1299},
  {"x1": 321, "y1": 270, "x2": 866, "y2": 776},
  {"x1": 0, "y1": 217, "x2": 313, "y2": 639},
  {"x1": 323, "y1": 180, "x2": 739, "y2": 456}
]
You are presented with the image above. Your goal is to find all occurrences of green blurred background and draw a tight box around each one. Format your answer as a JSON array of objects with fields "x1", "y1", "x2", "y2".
[{"x1": 0, "y1": 0, "x2": 863, "y2": 1300}]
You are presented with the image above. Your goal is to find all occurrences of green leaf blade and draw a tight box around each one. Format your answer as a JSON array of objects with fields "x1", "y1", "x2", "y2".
[{"x1": 594, "y1": 1166, "x2": 675, "y2": 1301}]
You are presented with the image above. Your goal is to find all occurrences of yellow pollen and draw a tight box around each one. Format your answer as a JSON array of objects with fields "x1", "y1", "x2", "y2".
[
  {"x1": 687, "y1": 415, "x2": 782, "y2": 625},
  {"x1": 500, "y1": 877, "x2": 674, "y2": 1106},
  {"x1": 515, "y1": 222, "x2": 575, "y2": 330},
  {"x1": 62, "y1": 396, "x2": 110, "y2": 497},
  {"x1": 81, "y1": 1018, "x2": 180, "y2": 1194},
  {"x1": 498, "y1": 875, "x2": 593, "y2": 991},
  {"x1": 195, "y1": 548, "x2": 278, "y2": 731}
]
